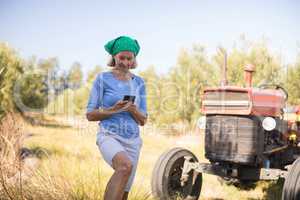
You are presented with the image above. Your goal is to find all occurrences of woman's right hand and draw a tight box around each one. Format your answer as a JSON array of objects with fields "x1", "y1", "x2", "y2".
[{"x1": 110, "y1": 100, "x2": 131, "y2": 113}]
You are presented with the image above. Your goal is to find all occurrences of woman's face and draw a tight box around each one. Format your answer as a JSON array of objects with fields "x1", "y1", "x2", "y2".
[{"x1": 114, "y1": 51, "x2": 135, "y2": 69}]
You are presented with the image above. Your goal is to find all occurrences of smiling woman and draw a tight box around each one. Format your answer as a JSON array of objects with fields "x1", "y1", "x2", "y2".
[{"x1": 86, "y1": 36, "x2": 148, "y2": 200}]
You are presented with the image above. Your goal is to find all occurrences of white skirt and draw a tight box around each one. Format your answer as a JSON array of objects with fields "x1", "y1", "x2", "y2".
[{"x1": 96, "y1": 131, "x2": 143, "y2": 191}]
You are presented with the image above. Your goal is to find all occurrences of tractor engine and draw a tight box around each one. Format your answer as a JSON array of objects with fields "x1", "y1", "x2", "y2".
[{"x1": 202, "y1": 65, "x2": 293, "y2": 168}]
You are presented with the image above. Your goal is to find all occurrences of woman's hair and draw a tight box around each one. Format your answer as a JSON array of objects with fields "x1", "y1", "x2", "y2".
[{"x1": 107, "y1": 56, "x2": 137, "y2": 69}]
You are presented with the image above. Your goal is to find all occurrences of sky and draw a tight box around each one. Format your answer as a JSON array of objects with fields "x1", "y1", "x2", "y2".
[{"x1": 0, "y1": 0, "x2": 299, "y2": 76}]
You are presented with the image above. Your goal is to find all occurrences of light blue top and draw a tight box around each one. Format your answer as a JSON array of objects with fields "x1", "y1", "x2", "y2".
[{"x1": 86, "y1": 71, "x2": 147, "y2": 139}]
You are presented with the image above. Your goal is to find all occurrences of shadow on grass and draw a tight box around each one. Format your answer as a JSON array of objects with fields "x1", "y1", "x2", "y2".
[
  {"x1": 216, "y1": 178, "x2": 284, "y2": 200},
  {"x1": 23, "y1": 114, "x2": 72, "y2": 129},
  {"x1": 246, "y1": 179, "x2": 284, "y2": 200},
  {"x1": 218, "y1": 178, "x2": 257, "y2": 191},
  {"x1": 37, "y1": 122, "x2": 72, "y2": 129},
  {"x1": 21, "y1": 145, "x2": 71, "y2": 160},
  {"x1": 203, "y1": 198, "x2": 225, "y2": 200},
  {"x1": 261, "y1": 179, "x2": 284, "y2": 200},
  {"x1": 20, "y1": 147, "x2": 52, "y2": 159},
  {"x1": 233, "y1": 180, "x2": 257, "y2": 191}
]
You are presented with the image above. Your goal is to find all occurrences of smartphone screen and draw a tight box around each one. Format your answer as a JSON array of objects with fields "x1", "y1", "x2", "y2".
[{"x1": 123, "y1": 95, "x2": 135, "y2": 103}]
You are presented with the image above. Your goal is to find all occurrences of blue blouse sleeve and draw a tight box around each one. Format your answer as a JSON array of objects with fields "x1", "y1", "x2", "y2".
[
  {"x1": 86, "y1": 74, "x2": 104, "y2": 113},
  {"x1": 138, "y1": 78, "x2": 148, "y2": 117}
]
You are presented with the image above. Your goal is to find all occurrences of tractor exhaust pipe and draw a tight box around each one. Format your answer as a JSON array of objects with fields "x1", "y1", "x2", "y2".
[
  {"x1": 244, "y1": 64, "x2": 255, "y2": 87},
  {"x1": 218, "y1": 47, "x2": 228, "y2": 87}
]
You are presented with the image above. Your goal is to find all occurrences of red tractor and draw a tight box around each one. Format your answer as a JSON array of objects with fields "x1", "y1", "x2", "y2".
[{"x1": 151, "y1": 64, "x2": 300, "y2": 200}]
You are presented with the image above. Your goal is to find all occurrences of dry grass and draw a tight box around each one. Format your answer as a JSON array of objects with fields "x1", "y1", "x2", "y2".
[
  {"x1": 0, "y1": 113, "x2": 25, "y2": 200},
  {"x1": 0, "y1": 115, "x2": 284, "y2": 200}
]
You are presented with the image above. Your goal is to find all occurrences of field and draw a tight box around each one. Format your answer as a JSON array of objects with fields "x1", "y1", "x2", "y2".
[{"x1": 13, "y1": 115, "x2": 284, "y2": 200}]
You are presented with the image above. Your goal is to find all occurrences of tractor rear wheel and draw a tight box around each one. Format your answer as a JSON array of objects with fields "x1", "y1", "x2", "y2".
[
  {"x1": 282, "y1": 157, "x2": 300, "y2": 200},
  {"x1": 151, "y1": 147, "x2": 202, "y2": 200}
]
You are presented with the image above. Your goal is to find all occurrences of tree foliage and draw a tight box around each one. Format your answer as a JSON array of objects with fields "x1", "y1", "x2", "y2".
[
  {"x1": 0, "y1": 43, "x2": 23, "y2": 117},
  {"x1": 67, "y1": 62, "x2": 83, "y2": 89},
  {"x1": 285, "y1": 55, "x2": 300, "y2": 104},
  {"x1": 1, "y1": 37, "x2": 300, "y2": 125}
]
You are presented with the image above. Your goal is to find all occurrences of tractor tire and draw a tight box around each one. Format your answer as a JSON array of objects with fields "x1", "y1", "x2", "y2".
[
  {"x1": 151, "y1": 147, "x2": 202, "y2": 200},
  {"x1": 282, "y1": 157, "x2": 300, "y2": 200}
]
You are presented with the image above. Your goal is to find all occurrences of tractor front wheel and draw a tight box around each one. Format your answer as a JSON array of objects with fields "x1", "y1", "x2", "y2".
[{"x1": 151, "y1": 147, "x2": 202, "y2": 200}]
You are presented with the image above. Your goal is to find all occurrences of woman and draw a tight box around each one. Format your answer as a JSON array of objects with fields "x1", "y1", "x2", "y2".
[{"x1": 86, "y1": 36, "x2": 148, "y2": 200}]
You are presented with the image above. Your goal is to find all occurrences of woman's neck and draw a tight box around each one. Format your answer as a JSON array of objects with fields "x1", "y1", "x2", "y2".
[
  {"x1": 112, "y1": 67, "x2": 132, "y2": 80},
  {"x1": 113, "y1": 66, "x2": 129, "y2": 74}
]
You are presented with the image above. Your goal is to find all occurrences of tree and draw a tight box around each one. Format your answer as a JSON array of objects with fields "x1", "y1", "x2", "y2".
[
  {"x1": 16, "y1": 59, "x2": 48, "y2": 111},
  {"x1": 285, "y1": 54, "x2": 300, "y2": 104},
  {"x1": 168, "y1": 45, "x2": 216, "y2": 124},
  {"x1": 0, "y1": 44, "x2": 63, "y2": 115},
  {"x1": 87, "y1": 65, "x2": 103, "y2": 84},
  {"x1": 139, "y1": 66, "x2": 163, "y2": 124},
  {"x1": 67, "y1": 62, "x2": 83, "y2": 89},
  {"x1": 213, "y1": 38, "x2": 282, "y2": 87},
  {"x1": 0, "y1": 43, "x2": 23, "y2": 116}
]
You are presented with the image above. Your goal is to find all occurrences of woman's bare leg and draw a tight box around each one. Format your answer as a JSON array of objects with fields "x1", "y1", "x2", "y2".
[{"x1": 103, "y1": 152, "x2": 132, "y2": 200}]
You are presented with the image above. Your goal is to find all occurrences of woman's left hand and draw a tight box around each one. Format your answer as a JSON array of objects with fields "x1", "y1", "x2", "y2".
[
  {"x1": 125, "y1": 102, "x2": 138, "y2": 114},
  {"x1": 123, "y1": 101, "x2": 147, "y2": 126}
]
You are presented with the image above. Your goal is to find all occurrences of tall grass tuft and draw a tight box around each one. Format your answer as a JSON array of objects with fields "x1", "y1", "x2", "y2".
[{"x1": 0, "y1": 113, "x2": 24, "y2": 200}]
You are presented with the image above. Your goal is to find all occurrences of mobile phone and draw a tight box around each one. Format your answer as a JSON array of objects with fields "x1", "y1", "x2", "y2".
[{"x1": 123, "y1": 95, "x2": 135, "y2": 103}]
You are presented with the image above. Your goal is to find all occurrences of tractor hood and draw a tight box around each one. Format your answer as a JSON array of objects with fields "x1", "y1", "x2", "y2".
[{"x1": 202, "y1": 86, "x2": 286, "y2": 117}]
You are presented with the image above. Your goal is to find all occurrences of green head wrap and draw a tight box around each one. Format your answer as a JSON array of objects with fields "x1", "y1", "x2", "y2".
[{"x1": 104, "y1": 36, "x2": 140, "y2": 56}]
